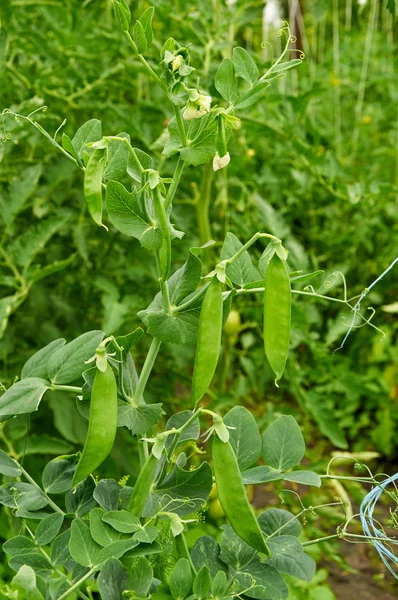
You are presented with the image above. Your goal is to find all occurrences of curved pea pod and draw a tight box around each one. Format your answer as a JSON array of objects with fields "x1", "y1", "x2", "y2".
[
  {"x1": 84, "y1": 149, "x2": 106, "y2": 228},
  {"x1": 212, "y1": 436, "x2": 271, "y2": 556},
  {"x1": 263, "y1": 254, "x2": 291, "y2": 383},
  {"x1": 192, "y1": 277, "x2": 223, "y2": 407},
  {"x1": 128, "y1": 452, "x2": 158, "y2": 517},
  {"x1": 72, "y1": 363, "x2": 117, "y2": 486}
]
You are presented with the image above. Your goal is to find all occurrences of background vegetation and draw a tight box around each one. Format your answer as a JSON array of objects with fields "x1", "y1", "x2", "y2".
[{"x1": 0, "y1": 0, "x2": 397, "y2": 597}]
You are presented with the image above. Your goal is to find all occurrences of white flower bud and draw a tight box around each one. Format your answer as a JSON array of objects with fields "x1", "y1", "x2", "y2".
[
  {"x1": 183, "y1": 93, "x2": 212, "y2": 120},
  {"x1": 172, "y1": 55, "x2": 183, "y2": 72},
  {"x1": 213, "y1": 152, "x2": 230, "y2": 171}
]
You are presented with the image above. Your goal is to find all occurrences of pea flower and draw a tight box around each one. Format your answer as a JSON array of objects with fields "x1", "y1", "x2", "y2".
[
  {"x1": 183, "y1": 92, "x2": 212, "y2": 120},
  {"x1": 213, "y1": 152, "x2": 230, "y2": 171}
]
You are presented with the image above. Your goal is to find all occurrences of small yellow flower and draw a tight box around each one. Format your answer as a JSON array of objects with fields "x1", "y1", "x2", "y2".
[{"x1": 362, "y1": 115, "x2": 372, "y2": 124}]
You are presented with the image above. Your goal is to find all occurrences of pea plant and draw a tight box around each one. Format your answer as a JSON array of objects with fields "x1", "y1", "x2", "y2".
[{"x1": 0, "y1": 3, "x2": 397, "y2": 599}]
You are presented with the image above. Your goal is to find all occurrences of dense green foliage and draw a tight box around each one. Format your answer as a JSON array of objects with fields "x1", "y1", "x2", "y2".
[{"x1": 0, "y1": 0, "x2": 397, "y2": 598}]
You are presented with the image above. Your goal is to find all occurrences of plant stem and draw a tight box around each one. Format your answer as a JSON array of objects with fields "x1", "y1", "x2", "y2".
[
  {"x1": 57, "y1": 567, "x2": 97, "y2": 600},
  {"x1": 20, "y1": 466, "x2": 64, "y2": 514},
  {"x1": 173, "y1": 105, "x2": 188, "y2": 147},
  {"x1": 302, "y1": 534, "x2": 340, "y2": 547},
  {"x1": 52, "y1": 385, "x2": 83, "y2": 394},
  {"x1": 165, "y1": 157, "x2": 185, "y2": 211},
  {"x1": 152, "y1": 185, "x2": 171, "y2": 281},
  {"x1": 223, "y1": 232, "x2": 279, "y2": 267},
  {"x1": 134, "y1": 337, "x2": 162, "y2": 406}
]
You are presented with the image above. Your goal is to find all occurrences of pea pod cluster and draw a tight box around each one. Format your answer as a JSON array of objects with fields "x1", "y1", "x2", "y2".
[
  {"x1": 263, "y1": 253, "x2": 291, "y2": 382},
  {"x1": 212, "y1": 435, "x2": 271, "y2": 556},
  {"x1": 192, "y1": 277, "x2": 223, "y2": 407},
  {"x1": 73, "y1": 362, "x2": 117, "y2": 486}
]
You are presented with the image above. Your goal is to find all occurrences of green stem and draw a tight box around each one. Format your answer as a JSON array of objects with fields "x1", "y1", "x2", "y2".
[
  {"x1": 123, "y1": 31, "x2": 167, "y2": 93},
  {"x1": 134, "y1": 338, "x2": 162, "y2": 406},
  {"x1": 223, "y1": 232, "x2": 279, "y2": 267},
  {"x1": 57, "y1": 567, "x2": 97, "y2": 600},
  {"x1": 302, "y1": 534, "x2": 340, "y2": 547},
  {"x1": 20, "y1": 466, "x2": 64, "y2": 515},
  {"x1": 52, "y1": 385, "x2": 82, "y2": 394},
  {"x1": 173, "y1": 105, "x2": 188, "y2": 147},
  {"x1": 196, "y1": 163, "x2": 213, "y2": 245},
  {"x1": 152, "y1": 185, "x2": 171, "y2": 281},
  {"x1": 165, "y1": 157, "x2": 185, "y2": 211}
]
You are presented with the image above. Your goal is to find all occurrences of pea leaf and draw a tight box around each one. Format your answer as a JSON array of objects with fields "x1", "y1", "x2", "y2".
[
  {"x1": 262, "y1": 415, "x2": 305, "y2": 471},
  {"x1": 170, "y1": 558, "x2": 193, "y2": 600},
  {"x1": 65, "y1": 477, "x2": 97, "y2": 517},
  {"x1": 220, "y1": 232, "x2": 256, "y2": 287},
  {"x1": 106, "y1": 180, "x2": 162, "y2": 250},
  {"x1": 133, "y1": 20, "x2": 147, "y2": 53},
  {"x1": 42, "y1": 453, "x2": 79, "y2": 494},
  {"x1": 93, "y1": 479, "x2": 121, "y2": 512},
  {"x1": 215, "y1": 58, "x2": 238, "y2": 104},
  {"x1": 21, "y1": 339, "x2": 66, "y2": 380},
  {"x1": 128, "y1": 556, "x2": 153, "y2": 598},
  {"x1": 268, "y1": 536, "x2": 315, "y2": 582},
  {"x1": 0, "y1": 482, "x2": 48, "y2": 511},
  {"x1": 90, "y1": 507, "x2": 124, "y2": 546},
  {"x1": 146, "y1": 462, "x2": 212, "y2": 517},
  {"x1": 232, "y1": 47, "x2": 259, "y2": 84},
  {"x1": 102, "y1": 510, "x2": 141, "y2": 534},
  {"x1": 35, "y1": 513, "x2": 64, "y2": 546},
  {"x1": 258, "y1": 508, "x2": 302, "y2": 538},
  {"x1": 103, "y1": 132, "x2": 130, "y2": 181},
  {"x1": 139, "y1": 7, "x2": 154, "y2": 45},
  {"x1": 71, "y1": 119, "x2": 102, "y2": 160},
  {"x1": 0, "y1": 378, "x2": 51, "y2": 418},
  {"x1": 191, "y1": 537, "x2": 228, "y2": 578},
  {"x1": 234, "y1": 81, "x2": 271, "y2": 110},
  {"x1": 47, "y1": 330, "x2": 104, "y2": 384},
  {"x1": 69, "y1": 519, "x2": 101, "y2": 568},
  {"x1": 0, "y1": 449, "x2": 22, "y2": 477},
  {"x1": 3, "y1": 536, "x2": 37, "y2": 557},
  {"x1": 51, "y1": 530, "x2": 72, "y2": 566},
  {"x1": 117, "y1": 402, "x2": 164, "y2": 435},
  {"x1": 97, "y1": 558, "x2": 128, "y2": 600},
  {"x1": 223, "y1": 406, "x2": 261, "y2": 470}
]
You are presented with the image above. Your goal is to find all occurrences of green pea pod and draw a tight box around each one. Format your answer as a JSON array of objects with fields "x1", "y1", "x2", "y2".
[
  {"x1": 84, "y1": 149, "x2": 106, "y2": 228},
  {"x1": 263, "y1": 254, "x2": 291, "y2": 382},
  {"x1": 128, "y1": 452, "x2": 158, "y2": 517},
  {"x1": 213, "y1": 436, "x2": 271, "y2": 556},
  {"x1": 73, "y1": 363, "x2": 117, "y2": 486},
  {"x1": 192, "y1": 277, "x2": 223, "y2": 407}
]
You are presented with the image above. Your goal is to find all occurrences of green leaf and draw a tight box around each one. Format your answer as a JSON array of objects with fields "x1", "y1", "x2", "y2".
[
  {"x1": 0, "y1": 378, "x2": 50, "y2": 418},
  {"x1": 212, "y1": 571, "x2": 229, "y2": 597},
  {"x1": 42, "y1": 453, "x2": 79, "y2": 494},
  {"x1": 0, "y1": 482, "x2": 48, "y2": 511},
  {"x1": 262, "y1": 415, "x2": 305, "y2": 471},
  {"x1": 148, "y1": 462, "x2": 212, "y2": 517},
  {"x1": 102, "y1": 510, "x2": 141, "y2": 534},
  {"x1": 26, "y1": 254, "x2": 76, "y2": 285},
  {"x1": 283, "y1": 470, "x2": 321, "y2": 487},
  {"x1": 191, "y1": 536, "x2": 228, "y2": 578},
  {"x1": 241, "y1": 466, "x2": 283, "y2": 485},
  {"x1": 0, "y1": 448, "x2": 22, "y2": 477},
  {"x1": 179, "y1": 115, "x2": 217, "y2": 166},
  {"x1": 103, "y1": 132, "x2": 130, "y2": 181},
  {"x1": 93, "y1": 479, "x2": 121, "y2": 512},
  {"x1": 215, "y1": 58, "x2": 238, "y2": 104},
  {"x1": 127, "y1": 148, "x2": 152, "y2": 182},
  {"x1": 238, "y1": 560, "x2": 289, "y2": 600},
  {"x1": 268, "y1": 536, "x2": 315, "y2": 582},
  {"x1": 219, "y1": 524, "x2": 256, "y2": 570},
  {"x1": 97, "y1": 558, "x2": 128, "y2": 600},
  {"x1": 128, "y1": 556, "x2": 153, "y2": 597},
  {"x1": 71, "y1": 119, "x2": 102, "y2": 160},
  {"x1": 117, "y1": 402, "x2": 164, "y2": 435},
  {"x1": 3, "y1": 536, "x2": 36, "y2": 557},
  {"x1": 90, "y1": 507, "x2": 125, "y2": 546},
  {"x1": 139, "y1": 6, "x2": 154, "y2": 45},
  {"x1": 306, "y1": 392, "x2": 348, "y2": 449},
  {"x1": 69, "y1": 519, "x2": 101, "y2": 568},
  {"x1": 47, "y1": 330, "x2": 104, "y2": 384},
  {"x1": 21, "y1": 339, "x2": 66, "y2": 380},
  {"x1": 9, "y1": 553, "x2": 53, "y2": 579},
  {"x1": 266, "y1": 59, "x2": 303, "y2": 77},
  {"x1": 18, "y1": 434, "x2": 73, "y2": 456},
  {"x1": 35, "y1": 513, "x2": 64, "y2": 546},
  {"x1": 170, "y1": 558, "x2": 193, "y2": 600},
  {"x1": 116, "y1": 327, "x2": 144, "y2": 356},
  {"x1": 113, "y1": 0, "x2": 131, "y2": 30},
  {"x1": 65, "y1": 477, "x2": 97, "y2": 517},
  {"x1": 133, "y1": 20, "x2": 147, "y2": 54},
  {"x1": 220, "y1": 232, "x2": 256, "y2": 287},
  {"x1": 62, "y1": 132, "x2": 76, "y2": 158},
  {"x1": 11, "y1": 565, "x2": 44, "y2": 599},
  {"x1": 232, "y1": 47, "x2": 259, "y2": 84},
  {"x1": 290, "y1": 270, "x2": 324, "y2": 283},
  {"x1": 0, "y1": 294, "x2": 18, "y2": 340},
  {"x1": 165, "y1": 411, "x2": 200, "y2": 448},
  {"x1": 223, "y1": 406, "x2": 261, "y2": 470},
  {"x1": 51, "y1": 530, "x2": 72, "y2": 566},
  {"x1": 1, "y1": 165, "x2": 42, "y2": 226},
  {"x1": 106, "y1": 180, "x2": 162, "y2": 250},
  {"x1": 234, "y1": 81, "x2": 271, "y2": 110},
  {"x1": 97, "y1": 537, "x2": 140, "y2": 564},
  {"x1": 193, "y1": 565, "x2": 212, "y2": 599},
  {"x1": 258, "y1": 508, "x2": 302, "y2": 538},
  {"x1": 133, "y1": 525, "x2": 158, "y2": 543}
]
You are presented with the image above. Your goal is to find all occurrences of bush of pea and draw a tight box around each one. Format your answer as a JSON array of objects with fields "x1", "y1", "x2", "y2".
[{"x1": 0, "y1": 2, "x2": 397, "y2": 599}]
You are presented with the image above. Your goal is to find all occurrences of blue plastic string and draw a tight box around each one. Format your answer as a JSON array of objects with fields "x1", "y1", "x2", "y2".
[
  {"x1": 360, "y1": 471, "x2": 398, "y2": 578},
  {"x1": 337, "y1": 257, "x2": 398, "y2": 350}
]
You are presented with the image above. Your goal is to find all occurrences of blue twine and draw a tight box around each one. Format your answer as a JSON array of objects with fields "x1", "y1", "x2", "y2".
[
  {"x1": 336, "y1": 257, "x2": 398, "y2": 350},
  {"x1": 360, "y1": 472, "x2": 398, "y2": 578}
]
